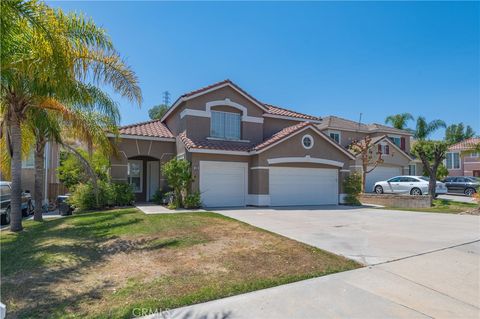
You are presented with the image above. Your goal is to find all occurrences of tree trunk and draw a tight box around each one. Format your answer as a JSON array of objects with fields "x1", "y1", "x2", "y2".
[
  {"x1": 9, "y1": 115, "x2": 23, "y2": 232},
  {"x1": 428, "y1": 166, "x2": 438, "y2": 206},
  {"x1": 34, "y1": 137, "x2": 46, "y2": 222},
  {"x1": 361, "y1": 168, "x2": 367, "y2": 193}
]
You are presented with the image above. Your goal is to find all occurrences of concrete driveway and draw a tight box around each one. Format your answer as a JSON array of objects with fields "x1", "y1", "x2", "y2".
[
  {"x1": 217, "y1": 206, "x2": 480, "y2": 265},
  {"x1": 151, "y1": 206, "x2": 480, "y2": 319}
]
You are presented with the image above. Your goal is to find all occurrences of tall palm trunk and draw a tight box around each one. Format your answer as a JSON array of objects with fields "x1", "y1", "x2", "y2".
[
  {"x1": 9, "y1": 114, "x2": 24, "y2": 232},
  {"x1": 34, "y1": 137, "x2": 46, "y2": 222}
]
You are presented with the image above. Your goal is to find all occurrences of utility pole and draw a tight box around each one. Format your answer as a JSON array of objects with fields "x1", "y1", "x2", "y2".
[{"x1": 162, "y1": 91, "x2": 171, "y2": 107}]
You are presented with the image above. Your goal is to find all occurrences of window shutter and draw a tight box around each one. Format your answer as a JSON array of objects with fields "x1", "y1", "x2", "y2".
[
  {"x1": 378, "y1": 144, "x2": 382, "y2": 153},
  {"x1": 385, "y1": 145, "x2": 390, "y2": 155},
  {"x1": 400, "y1": 137, "x2": 406, "y2": 150}
]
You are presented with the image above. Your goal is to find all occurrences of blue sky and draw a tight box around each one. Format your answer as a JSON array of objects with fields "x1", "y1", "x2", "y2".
[{"x1": 49, "y1": 1, "x2": 479, "y2": 139}]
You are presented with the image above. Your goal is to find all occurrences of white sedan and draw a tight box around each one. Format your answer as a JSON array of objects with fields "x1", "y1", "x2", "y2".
[{"x1": 373, "y1": 176, "x2": 447, "y2": 196}]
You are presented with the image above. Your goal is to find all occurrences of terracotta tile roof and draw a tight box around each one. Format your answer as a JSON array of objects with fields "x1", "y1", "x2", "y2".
[
  {"x1": 264, "y1": 104, "x2": 321, "y2": 121},
  {"x1": 253, "y1": 122, "x2": 311, "y2": 151},
  {"x1": 179, "y1": 122, "x2": 314, "y2": 153},
  {"x1": 179, "y1": 132, "x2": 254, "y2": 152},
  {"x1": 318, "y1": 116, "x2": 412, "y2": 135},
  {"x1": 449, "y1": 137, "x2": 480, "y2": 151},
  {"x1": 119, "y1": 119, "x2": 174, "y2": 138},
  {"x1": 180, "y1": 79, "x2": 266, "y2": 109}
]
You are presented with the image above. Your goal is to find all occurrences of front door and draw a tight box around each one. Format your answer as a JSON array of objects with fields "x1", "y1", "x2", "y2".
[{"x1": 147, "y1": 161, "x2": 159, "y2": 201}]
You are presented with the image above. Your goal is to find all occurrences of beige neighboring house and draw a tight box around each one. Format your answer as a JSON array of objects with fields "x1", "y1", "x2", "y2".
[
  {"x1": 108, "y1": 80, "x2": 412, "y2": 206},
  {"x1": 317, "y1": 116, "x2": 417, "y2": 192},
  {"x1": 0, "y1": 142, "x2": 64, "y2": 205}
]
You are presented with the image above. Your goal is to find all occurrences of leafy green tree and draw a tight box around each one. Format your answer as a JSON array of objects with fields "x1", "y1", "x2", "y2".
[
  {"x1": 423, "y1": 163, "x2": 448, "y2": 181},
  {"x1": 412, "y1": 140, "x2": 449, "y2": 205},
  {"x1": 1, "y1": 1, "x2": 141, "y2": 231},
  {"x1": 57, "y1": 149, "x2": 110, "y2": 190},
  {"x1": 161, "y1": 159, "x2": 193, "y2": 208},
  {"x1": 385, "y1": 113, "x2": 414, "y2": 130},
  {"x1": 148, "y1": 104, "x2": 169, "y2": 120},
  {"x1": 414, "y1": 117, "x2": 446, "y2": 140},
  {"x1": 445, "y1": 123, "x2": 475, "y2": 144}
]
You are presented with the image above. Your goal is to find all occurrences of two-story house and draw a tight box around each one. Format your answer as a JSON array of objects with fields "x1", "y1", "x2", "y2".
[
  {"x1": 317, "y1": 116, "x2": 415, "y2": 192},
  {"x1": 109, "y1": 80, "x2": 412, "y2": 206},
  {"x1": 446, "y1": 137, "x2": 480, "y2": 177}
]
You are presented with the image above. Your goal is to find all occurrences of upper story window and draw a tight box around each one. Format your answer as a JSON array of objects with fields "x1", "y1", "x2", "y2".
[
  {"x1": 210, "y1": 111, "x2": 241, "y2": 140},
  {"x1": 389, "y1": 136, "x2": 401, "y2": 147},
  {"x1": 329, "y1": 131, "x2": 340, "y2": 143},
  {"x1": 445, "y1": 152, "x2": 460, "y2": 169},
  {"x1": 22, "y1": 150, "x2": 35, "y2": 168},
  {"x1": 378, "y1": 143, "x2": 390, "y2": 155}
]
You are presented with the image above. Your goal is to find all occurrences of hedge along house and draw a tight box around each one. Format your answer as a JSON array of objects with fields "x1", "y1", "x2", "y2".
[{"x1": 109, "y1": 80, "x2": 371, "y2": 206}]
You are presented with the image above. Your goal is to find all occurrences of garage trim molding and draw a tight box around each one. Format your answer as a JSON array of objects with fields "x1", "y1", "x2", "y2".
[{"x1": 267, "y1": 156, "x2": 344, "y2": 168}]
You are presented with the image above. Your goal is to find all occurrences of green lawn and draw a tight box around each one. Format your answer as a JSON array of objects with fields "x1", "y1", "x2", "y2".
[
  {"x1": 384, "y1": 199, "x2": 478, "y2": 214},
  {"x1": 1, "y1": 208, "x2": 360, "y2": 319}
]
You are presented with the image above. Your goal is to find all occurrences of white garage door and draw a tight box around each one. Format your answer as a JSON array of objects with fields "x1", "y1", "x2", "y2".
[
  {"x1": 200, "y1": 161, "x2": 247, "y2": 207},
  {"x1": 269, "y1": 167, "x2": 338, "y2": 206},
  {"x1": 365, "y1": 166, "x2": 402, "y2": 193}
]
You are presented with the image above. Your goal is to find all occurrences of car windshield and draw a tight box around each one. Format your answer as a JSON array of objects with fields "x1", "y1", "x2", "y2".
[
  {"x1": 466, "y1": 177, "x2": 479, "y2": 182},
  {"x1": 419, "y1": 176, "x2": 429, "y2": 182}
]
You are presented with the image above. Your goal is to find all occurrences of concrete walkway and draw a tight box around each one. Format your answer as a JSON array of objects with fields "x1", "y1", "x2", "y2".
[
  {"x1": 147, "y1": 206, "x2": 479, "y2": 319},
  {"x1": 135, "y1": 203, "x2": 205, "y2": 214},
  {"x1": 438, "y1": 194, "x2": 476, "y2": 203}
]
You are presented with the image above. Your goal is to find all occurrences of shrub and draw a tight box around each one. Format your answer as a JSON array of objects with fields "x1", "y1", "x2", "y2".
[
  {"x1": 343, "y1": 172, "x2": 362, "y2": 205},
  {"x1": 110, "y1": 183, "x2": 135, "y2": 206},
  {"x1": 69, "y1": 181, "x2": 134, "y2": 211},
  {"x1": 184, "y1": 192, "x2": 202, "y2": 209},
  {"x1": 162, "y1": 159, "x2": 193, "y2": 208},
  {"x1": 152, "y1": 188, "x2": 164, "y2": 204}
]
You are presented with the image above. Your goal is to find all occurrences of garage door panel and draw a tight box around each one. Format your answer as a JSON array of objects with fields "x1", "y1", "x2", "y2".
[
  {"x1": 365, "y1": 166, "x2": 402, "y2": 193},
  {"x1": 200, "y1": 161, "x2": 247, "y2": 207},
  {"x1": 269, "y1": 167, "x2": 338, "y2": 206}
]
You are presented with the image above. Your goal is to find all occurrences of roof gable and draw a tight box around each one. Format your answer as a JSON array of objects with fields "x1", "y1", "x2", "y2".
[
  {"x1": 118, "y1": 119, "x2": 174, "y2": 139},
  {"x1": 162, "y1": 79, "x2": 268, "y2": 121}
]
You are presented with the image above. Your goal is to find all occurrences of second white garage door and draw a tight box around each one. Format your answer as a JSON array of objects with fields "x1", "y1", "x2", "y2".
[
  {"x1": 269, "y1": 167, "x2": 338, "y2": 206},
  {"x1": 365, "y1": 166, "x2": 402, "y2": 193},
  {"x1": 200, "y1": 161, "x2": 247, "y2": 207}
]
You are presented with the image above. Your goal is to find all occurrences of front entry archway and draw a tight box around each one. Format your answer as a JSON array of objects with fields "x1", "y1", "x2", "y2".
[{"x1": 128, "y1": 155, "x2": 160, "y2": 202}]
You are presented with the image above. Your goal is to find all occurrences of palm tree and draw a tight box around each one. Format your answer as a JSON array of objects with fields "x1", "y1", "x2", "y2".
[
  {"x1": 414, "y1": 117, "x2": 447, "y2": 140},
  {"x1": 385, "y1": 113, "x2": 414, "y2": 130},
  {"x1": 1, "y1": 1, "x2": 141, "y2": 231}
]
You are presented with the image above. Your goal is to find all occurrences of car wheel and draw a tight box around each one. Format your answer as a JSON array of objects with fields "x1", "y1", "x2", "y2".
[
  {"x1": 1, "y1": 207, "x2": 11, "y2": 225},
  {"x1": 464, "y1": 188, "x2": 476, "y2": 196},
  {"x1": 410, "y1": 188, "x2": 422, "y2": 196},
  {"x1": 374, "y1": 185, "x2": 384, "y2": 194}
]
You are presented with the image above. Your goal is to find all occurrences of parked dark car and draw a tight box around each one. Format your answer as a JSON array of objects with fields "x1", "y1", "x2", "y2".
[
  {"x1": 0, "y1": 181, "x2": 34, "y2": 225},
  {"x1": 442, "y1": 176, "x2": 480, "y2": 196}
]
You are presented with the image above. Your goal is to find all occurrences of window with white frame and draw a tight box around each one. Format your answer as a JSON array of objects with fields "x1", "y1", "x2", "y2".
[
  {"x1": 378, "y1": 143, "x2": 390, "y2": 155},
  {"x1": 409, "y1": 164, "x2": 416, "y2": 175},
  {"x1": 329, "y1": 131, "x2": 340, "y2": 143},
  {"x1": 22, "y1": 150, "x2": 35, "y2": 168},
  {"x1": 469, "y1": 152, "x2": 479, "y2": 157},
  {"x1": 389, "y1": 136, "x2": 401, "y2": 147},
  {"x1": 128, "y1": 160, "x2": 143, "y2": 193},
  {"x1": 445, "y1": 152, "x2": 460, "y2": 169},
  {"x1": 210, "y1": 111, "x2": 241, "y2": 140}
]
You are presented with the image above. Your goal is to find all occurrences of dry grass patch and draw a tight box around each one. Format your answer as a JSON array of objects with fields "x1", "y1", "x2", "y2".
[{"x1": 1, "y1": 208, "x2": 360, "y2": 318}]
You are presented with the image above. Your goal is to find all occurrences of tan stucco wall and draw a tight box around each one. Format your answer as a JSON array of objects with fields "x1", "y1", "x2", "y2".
[
  {"x1": 263, "y1": 117, "x2": 302, "y2": 139},
  {"x1": 255, "y1": 128, "x2": 353, "y2": 168}
]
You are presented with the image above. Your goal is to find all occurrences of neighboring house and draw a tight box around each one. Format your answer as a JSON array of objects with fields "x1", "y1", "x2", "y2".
[
  {"x1": 446, "y1": 137, "x2": 480, "y2": 177},
  {"x1": 109, "y1": 80, "x2": 411, "y2": 206},
  {"x1": 317, "y1": 116, "x2": 416, "y2": 192},
  {"x1": 0, "y1": 142, "x2": 64, "y2": 205}
]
